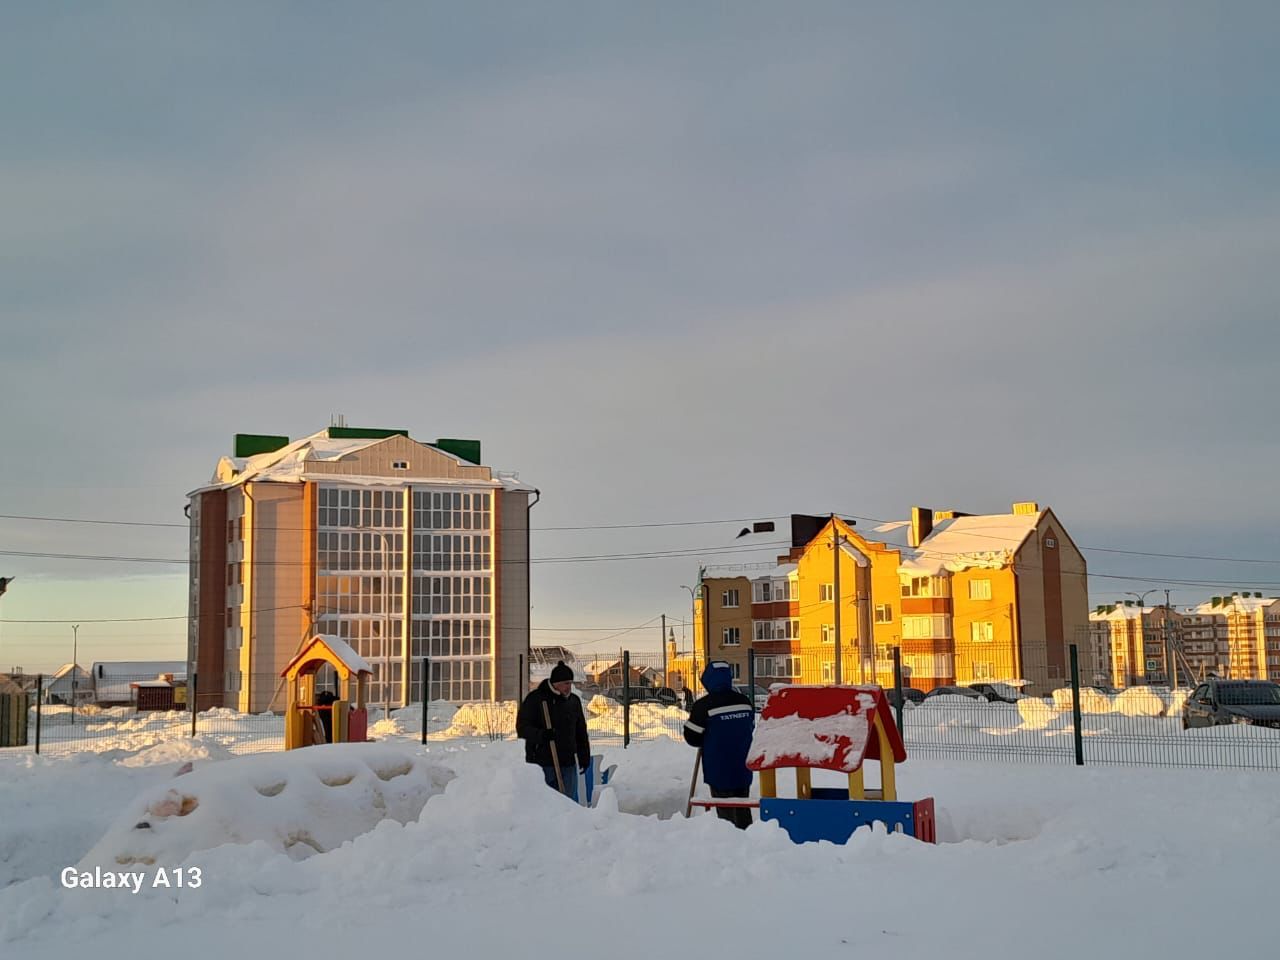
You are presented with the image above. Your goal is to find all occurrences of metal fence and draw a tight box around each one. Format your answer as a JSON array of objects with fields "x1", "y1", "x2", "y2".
[{"x1": 9, "y1": 648, "x2": 1280, "y2": 771}]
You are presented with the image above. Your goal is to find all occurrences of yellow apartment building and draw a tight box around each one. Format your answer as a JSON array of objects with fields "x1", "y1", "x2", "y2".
[{"x1": 693, "y1": 504, "x2": 1090, "y2": 695}]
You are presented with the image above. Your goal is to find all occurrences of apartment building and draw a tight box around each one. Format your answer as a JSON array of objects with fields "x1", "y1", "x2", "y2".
[
  {"x1": 1088, "y1": 603, "x2": 1179, "y2": 687},
  {"x1": 1090, "y1": 593, "x2": 1280, "y2": 687},
  {"x1": 187, "y1": 426, "x2": 536, "y2": 712},
  {"x1": 694, "y1": 503, "x2": 1090, "y2": 694}
]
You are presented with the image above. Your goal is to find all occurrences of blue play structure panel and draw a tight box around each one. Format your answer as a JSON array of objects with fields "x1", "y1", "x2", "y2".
[{"x1": 760, "y1": 798, "x2": 918, "y2": 844}]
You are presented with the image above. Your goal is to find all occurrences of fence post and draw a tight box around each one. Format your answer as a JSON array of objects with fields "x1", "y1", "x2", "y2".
[
  {"x1": 34, "y1": 674, "x2": 42, "y2": 756},
  {"x1": 747, "y1": 646, "x2": 757, "y2": 714},
  {"x1": 622, "y1": 650, "x2": 631, "y2": 749},
  {"x1": 1069, "y1": 644, "x2": 1084, "y2": 766},
  {"x1": 190, "y1": 672, "x2": 198, "y2": 738},
  {"x1": 420, "y1": 658, "x2": 429, "y2": 745},
  {"x1": 892, "y1": 646, "x2": 904, "y2": 734}
]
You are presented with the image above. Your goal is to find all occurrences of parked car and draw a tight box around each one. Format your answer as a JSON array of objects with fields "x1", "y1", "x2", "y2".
[
  {"x1": 602, "y1": 686, "x2": 676, "y2": 706},
  {"x1": 923, "y1": 685, "x2": 983, "y2": 701},
  {"x1": 965, "y1": 683, "x2": 1022, "y2": 703},
  {"x1": 1182, "y1": 679, "x2": 1280, "y2": 729},
  {"x1": 733, "y1": 684, "x2": 770, "y2": 710},
  {"x1": 885, "y1": 686, "x2": 925, "y2": 709}
]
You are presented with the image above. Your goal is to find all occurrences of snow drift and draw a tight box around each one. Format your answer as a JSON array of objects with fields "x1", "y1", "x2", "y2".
[{"x1": 78, "y1": 744, "x2": 454, "y2": 869}]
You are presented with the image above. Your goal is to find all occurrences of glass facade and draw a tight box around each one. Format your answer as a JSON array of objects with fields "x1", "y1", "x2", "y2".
[{"x1": 315, "y1": 485, "x2": 495, "y2": 706}]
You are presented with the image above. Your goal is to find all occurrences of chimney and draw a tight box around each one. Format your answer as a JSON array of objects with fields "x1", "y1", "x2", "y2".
[
  {"x1": 1011, "y1": 501, "x2": 1040, "y2": 516},
  {"x1": 909, "y1": 506, "x2": 934, "y2": 548}
]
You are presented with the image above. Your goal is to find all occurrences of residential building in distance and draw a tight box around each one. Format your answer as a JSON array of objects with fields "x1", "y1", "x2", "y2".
[
  {"x1": 187, "y1": 425, "x2": 536, "y2": 712},
  {"x1": 694, "y1": 503, "x2": 1090, "y2": 694},
  {"x1": 1090, "y1": 593, "x2": 1280, "y2": 687}
]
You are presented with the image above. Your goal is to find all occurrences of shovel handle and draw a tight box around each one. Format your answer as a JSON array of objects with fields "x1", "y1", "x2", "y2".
[{"x1": 541, "y1": 700, "x2": 566, "y2": 794}]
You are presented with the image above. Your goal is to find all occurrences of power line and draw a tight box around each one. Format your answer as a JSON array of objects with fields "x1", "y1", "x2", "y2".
[
  {"x1": 0, "y1": 540, "x2": 791, "y2": 567},
  {"x1": 0, "y1": 512, "x2": 786, "y2": 534},
  {"x1": 8, "y1": 506, "x2": 1280, "y2": 566}
]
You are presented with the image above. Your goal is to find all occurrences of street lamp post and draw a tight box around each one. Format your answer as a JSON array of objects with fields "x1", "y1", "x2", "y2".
[{"x1": 1125, "y1": 590, "x2": 1158, "y2": 685}]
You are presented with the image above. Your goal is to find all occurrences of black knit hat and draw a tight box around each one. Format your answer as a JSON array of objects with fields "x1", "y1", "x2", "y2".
[{"x1": 549, "y1": 661, "x2": 573, "y2": 684}]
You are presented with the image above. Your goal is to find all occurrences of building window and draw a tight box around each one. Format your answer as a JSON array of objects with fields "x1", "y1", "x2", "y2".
[
  {"x1": 970, "y1": 621, "x2": 994, "y2": 643},
  {"x1": 875, "y1": 604, "x2": 893, "y2": 624},
  {"x1": 902, "y1": 615, "x2": 952, "y2": 640},
  {"x1": 722, "y1": 627, "x2": 741, "y2": 646},
  {"x1": 820, "y1": 583, "x2": 834, "y2": 602},
  {"x1": 753, "y1": 581, "x2": 771, "y2": 603},
  {"x1": 969, "y1": 579, "x2": 992, "y2": 600},
  {"x1": 973, "y1": 661, "x2": 995, "y2": 680},
  {"x1": 722, "y1": 589, "x2": 740, "y2": 608},
  {"x1": 1045, "y1": 537, "x2": 1057, "y2": 549},
  {"x1": 822, "y1": 662, "x2": 834, "y2": 682},
  {"x1": 821, "y1": 623, "x2": 833, "y2": 644},
  {"x1": 901, "y1": 576, "x2": 948, "y2": 598},
  {"x1": 731, "y1": 662, "x2": 742, "y2": 680},
  {"x1": 391, "y1": 460, "x2": 409, "y2": 470}
]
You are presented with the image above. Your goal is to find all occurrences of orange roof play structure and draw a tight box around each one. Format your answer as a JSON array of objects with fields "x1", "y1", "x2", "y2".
[{"x1": 746, "y1": 685, "x2": 906, "y2": 802}]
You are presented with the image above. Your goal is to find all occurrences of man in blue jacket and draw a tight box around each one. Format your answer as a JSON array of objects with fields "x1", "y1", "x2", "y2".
[{"x1": 683, "y1": 661, "x2": 755, "y2": 829}]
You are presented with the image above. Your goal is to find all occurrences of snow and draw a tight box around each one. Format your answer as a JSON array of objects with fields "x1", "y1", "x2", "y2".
[
  {"x1": 78, "y1": 744, "x2": 453, "y2": 869},
  {"x1": 902, "y1": 513, "x2": 1040, "y2": 575},
  {"x1": 747, "y1": 708, "x2": 870, "y2": 768},
  {"x1": 2, "y1": 732, "x2": 1278, "y2": 959},
  {"x1": 292, "y1": 635, "x2": 371, "y2": 676}
]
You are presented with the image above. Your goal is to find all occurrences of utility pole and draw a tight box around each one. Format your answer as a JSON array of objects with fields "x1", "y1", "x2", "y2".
[
  {"x1": 0, "y1": 576, "x2": 11, "y2": 671},
  {"x1": 831, "y1": 514, "x2": 842, "y2": 685},
  {"x1": 71, "y1": 623, "x2": 79, "y2": 722},
  {"x1": 1163, "y1": 589, "x2": 1178, "y2": 689},
  {"x1": 660, "y1": 614, "x2": 666, "y2": 684}
]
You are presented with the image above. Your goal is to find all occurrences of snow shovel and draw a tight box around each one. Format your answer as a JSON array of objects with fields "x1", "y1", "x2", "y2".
[
  {"x1": 684, "y1": 747, "x2": 703, "y2": 818},
  {"x1": 541, "y1": 700, "x2": 567, "y2": 795}
]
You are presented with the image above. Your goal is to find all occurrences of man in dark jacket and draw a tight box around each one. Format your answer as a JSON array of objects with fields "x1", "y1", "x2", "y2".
[
  {"x1": 516, "y1": 661, "x2": 591, "y2": 801},
  {"x1": 683, "y1": 661, "x2": 755, "y2": 829}
]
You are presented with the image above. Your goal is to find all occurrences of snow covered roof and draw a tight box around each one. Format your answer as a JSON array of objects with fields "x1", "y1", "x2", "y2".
[
  {"x1": 902, "y1": 513, "x2": 1041, "y2": 576},
  {"x1": 1192, "y1": 596, "x2": 1280, "y2": 615},
  {"x1": 190, "y1": 429, "x2": 535, "y2": 495},
  {"x1": 50, "y1": 663, "x2": 89, "y2": 681},
  {"x1": 752, "y1": 563, "x2": 797, "y2": 581},
  {"x1": 282, "y1": 636, "x2": 373, "y2": 678},
  {"x1": 1089, "y1": 605, "x2": 1151, "y2": 622}
]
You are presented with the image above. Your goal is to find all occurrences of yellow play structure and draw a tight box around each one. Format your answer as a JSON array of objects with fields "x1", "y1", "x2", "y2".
[{"x1": 282, "y1": 635, "x2": 373, "y2": 750}]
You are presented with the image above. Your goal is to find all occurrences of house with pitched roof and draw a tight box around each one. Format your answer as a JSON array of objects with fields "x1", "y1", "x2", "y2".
[{"x1": 697, "y1": 504, "x2": 1090, "y2": 695}]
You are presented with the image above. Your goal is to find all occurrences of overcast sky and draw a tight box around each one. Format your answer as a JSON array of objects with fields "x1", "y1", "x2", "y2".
[{"x1": 3, "y1": 2, "x2": 1279, "y2": 671}]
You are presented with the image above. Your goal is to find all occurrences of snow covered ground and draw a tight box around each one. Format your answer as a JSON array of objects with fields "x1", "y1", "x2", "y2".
[{"x1": 1, "y1": 722, "x2": 1277, "y2": 958}]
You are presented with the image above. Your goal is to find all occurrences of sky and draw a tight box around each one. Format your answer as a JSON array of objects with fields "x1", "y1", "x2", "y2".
[{"x1": 2, "y1": 2, "x2": 1279, "y2": 672}]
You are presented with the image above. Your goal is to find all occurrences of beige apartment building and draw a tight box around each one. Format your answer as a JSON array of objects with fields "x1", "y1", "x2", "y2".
[
  {"x1": 693, "y1": 504, "x2": 1090, "y2": 695},
  {"x1": 1090, "y1": 593, "x2": 1280, "y2": 687},
  {"x1": 187, "y1": 426, "x2": 536, "y2": 712}
]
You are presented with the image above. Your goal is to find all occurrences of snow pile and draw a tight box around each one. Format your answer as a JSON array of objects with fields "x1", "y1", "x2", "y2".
[
  {"x1": 1166, "y1": 689, "x2": 1190, "y2": 716},
  {"x1": 1114, "y1": 687, "x2": 1166, "y2": 717},
  {"x1": 1016, "y1": 698, "x2": 1058, "y2": 729},
  {"x1": 747, "y1": 705, "x2": 870, "y2": 769},
  {"x1": 119, "y1": 738, "x2": 234, "y2": 768},
  {"x1": 78, "y1": 744, "x2": 454, "y2": 869},
  {"x1": 442, "y1": 701, "x2": 518, "y2": 738},
  {"x1": 585, "y1": 696, "x2": 684, "y2": 736},
  {"x1": 1051, "y1": 688, "x2": 1114, "y2": 714}
]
